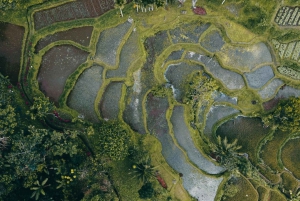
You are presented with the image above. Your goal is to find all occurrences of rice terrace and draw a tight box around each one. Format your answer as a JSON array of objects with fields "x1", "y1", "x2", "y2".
[{"x1": 0, "y1": 0, "x2": 300, "y2": 200}]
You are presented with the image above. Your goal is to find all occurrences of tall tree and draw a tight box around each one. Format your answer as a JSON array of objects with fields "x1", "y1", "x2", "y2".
[
  {"x1": 114, "y1": 0, "x2": 127, "y2": 17},
  {"x1": 262, "y1": 97, "x2": 300, "y2": 132}
]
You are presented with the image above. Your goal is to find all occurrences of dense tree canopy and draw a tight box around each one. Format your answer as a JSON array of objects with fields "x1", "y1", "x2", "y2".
[
  {"x1": 262, "y1": 97, "x2": 300, "y2": 132},
  {"x1": 90, "y1": 121, "x2": 131, "y2": 161}
]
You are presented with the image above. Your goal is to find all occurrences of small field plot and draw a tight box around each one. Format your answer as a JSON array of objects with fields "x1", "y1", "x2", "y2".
[
  {"x1": 171, "y1": 105, "x2": 225, "y2": 174},
  {"x1": 0, "y1": 22, "x2": 24, "y2": 85},
  {"x1": 143, "y1": 31, "x2": 172, "y2": 71},
  {"x1": 38, "y1": 45, "x2": 89, "y2": 104},
  {"x1": 218, "y1": 42, "x2": 272, "y2": 72},
  {"x1": 185, "y1": 52, "x2": 245, "y2": 90},
  {"x1": 221, "y1": 176, "x2": 258, "y2": 201},
  {"x1": 34, "y1": 0, "x2": 115, "y2": 30},
  {"x1": 146, "y1": 94, "x2": 223, "y2": 201},
  {"x1": 258, "y1": 78, "x2": 284, "y2": 100},
  {"x1": 216, "y1": 116, "x2": 270, "y2": 163},
  {"x1": 36, "y1": 26, "x2": 93, "y2": 52},
  {"x1": 122, "y1": 88, "x2": 147, "y2": 134},
  {"x1": 200, "y1": 30, "x2": 225, "y2": 53},
  {"x1": 263, "y1": 85, "x2": 300, "y2": 111},
  {"x1": 281, "y1": 172, "x2": 299, "y2": 194},
  {"x1": 169, "y1": 22, "x2": 210, "y2": 44},
  {"x1": 257, "y1": 186, "x2": 269, "y2": 201},
  {"x1": 106, "y1": 31, "x2": 140, "y2": 78},
  {"x1": 165, "y1": 50, "x2": 184, "y2": 63},
  {"x1": 281, "y1": 137, "x2": 300, "y2": 180},
  {"x1": 95, "y1": 21, "x2": 132, "y2": 67},
  {"x1": 244, "y1": 66, "x2": 274, "y2": 89},
  {"x1": 268, "y1": 190, "x2": 286, "y2": 201},
  {"x1": 67, "y1": 65, "x2": 103, "y2": 122},
  {"x1": 99, "y1": 82, "x2": 123, "y2": 120},
  {"x1": 204, "y1": 105, "x2": 240, "y2": 140},
  {"x1": 260, "y1": 130, "x2": 290, "y2": 171},
  {"x1": 164, "y1": 62, "x2": 203, "y2": 102}
]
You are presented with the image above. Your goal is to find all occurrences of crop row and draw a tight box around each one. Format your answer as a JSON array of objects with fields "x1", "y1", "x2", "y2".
[
  {"x1": 272, "y1": 39, "x2": 300, "y2": 62},
  {"x1": 275, "y1": 6, "x2": 300, "y2": 26},
  {"x1": 34, "y1": 0, "x2": 115, "y2": 30},
  {"x1": 278, "y1": 66, "x2": 300, "y2": 80}
]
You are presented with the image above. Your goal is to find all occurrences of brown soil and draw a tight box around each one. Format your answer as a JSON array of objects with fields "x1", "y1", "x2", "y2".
[
  {"x1": 35, "y1": 26, "x2": 93, "y2": 52},
  {"x1": 34, "y1": 0, "x2": 115, "y2": 30},
  {"x1": 37, "y1": 45, "x2": 89, "y2": 104},
  {"x1": 0, "y1": 22, "x2": 25, "y2": 85}
]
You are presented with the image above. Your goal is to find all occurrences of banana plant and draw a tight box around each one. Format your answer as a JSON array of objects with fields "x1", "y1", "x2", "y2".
[{"x1": 30, "y1": 178, "x2": 49, "y2": 200}]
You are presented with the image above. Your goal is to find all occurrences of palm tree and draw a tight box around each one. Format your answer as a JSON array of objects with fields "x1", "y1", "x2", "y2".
[
  {"x1": 209, "y1": 136, "x2": 242, "y2": 170},
  {"x1": 129, "y1": 155, "x2": 159, "y2": 183},
  {"x1": 30, "y1": 178, "x2": 49, "y2": 200},
  {"x1": 114, "y1": 0, "x2": 127, "y2": 17}
]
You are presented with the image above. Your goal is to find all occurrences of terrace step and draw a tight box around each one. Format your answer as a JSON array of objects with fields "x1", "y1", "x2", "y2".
[{"x1": 145, "y1": 94, "x2": 223, "y2": 201}]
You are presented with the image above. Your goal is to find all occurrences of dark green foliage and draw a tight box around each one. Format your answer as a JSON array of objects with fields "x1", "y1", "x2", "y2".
[
  {"x1": 262, "y1": 97, "x2": 300, "y2": 132},
  {"x1": 129, "y1": 155, "x2": 157, "y2": 183},
  {"x1": 0, "y1": 22, "x2": 7, "y2": 41},
  {"x1": 91, "y1": 121, "x2": 131, "y2": 161},
  {"x1": 138, "y1": 182, "x2": 154, "y2": 199},
  {"x1": 276, "y1": 31, "x2": 300, "y2": 43},
  {"x1": 27, "y1": 96, "x2": 54, "y2": 120},
  {"x1": 239, "y1": 4, "x2": 268, "y2": 34},
  {"x1": 209, "y1": 136, "x2": 242, "y2": 170},
  {"x1": 0, "y1": 0, "x2": 17, "y2": 10}
]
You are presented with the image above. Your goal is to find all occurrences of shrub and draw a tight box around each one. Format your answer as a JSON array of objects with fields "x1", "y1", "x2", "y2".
[
  {"x1": 138, "y1": 182, "x2": 154, "y2": 199},
  {"x1": 90, "y1": 121, "x2": 131, "y2": 161}
]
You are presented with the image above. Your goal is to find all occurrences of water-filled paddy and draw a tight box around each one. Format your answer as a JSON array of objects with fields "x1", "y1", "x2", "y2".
[
  {"x1": 171, "y1": 105, "x2": 225, "y2": 174},
  {"x1": 99, "y1": 82, "x2": 123, "y2": 120},
  {"x1": 67, "y1": 65, "x2": 103, "y2": 122},
  {"x1": 106, "y1": 30, "x2": 140, "y2": 78},
  {"x1": 0, "y1": 23, "x2": 24, "y2": 85},
  {"x1": 169, "y1": 22, "x2": 210, "y2": 44},
  {"x1": 38, "y1": 45, "x2": 89, "y2": 103},
  {"x1": 200, "y1": 30, "x2": 225, "y2": 52},
  {"x1": 36, "y1": 26, "x2": 93, "y2": 52},
  {"x1": 164, "y1": 62, "x2": 203, "y2": 102},
  {"x1": 219, "y1": 42, "x2": 273, "y2": 72},
  {"x1": 204, "y1": 105, "x2": 240, "y2": 140},
  {"x1": 95, "y1": 21, "x2": 132, "y2": 66},
  {"x1": 146, "y1": 95, "x2": 223, "y2": 201},
  {"x1": 244, "y1": 65, "x2": 274, "y2": 89},
  {"x1": 185, "y1": 52, "x2": 245, "y2": 90}
]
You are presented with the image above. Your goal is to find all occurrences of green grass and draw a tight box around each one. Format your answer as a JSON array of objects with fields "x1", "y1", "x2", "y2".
[
  {"x1": 258, "y1": 165, "x2": 281, "y2": 184},
  {"x1": 216, "y1": 117, "x2": 270, "y2": 164},
  {"x1": 110, "y1": 158, "x2": 141, "y2": 200},
  {"x1": 281, "y1": 172, "x2": 299, "y2": 195},
  {"x1": 257, "y1": 186, "x2": 269, "y2": 201},
  {"x1": 221, "y1": 175, "x2": 258, "y2": 201},
  {"x1": 281, "y1": 137, "x2": 300, "y2": 180},
  {"x1": 260, "y1": 130, "x2": 290, "y2": 171},
  {"x1": 268, "y1": 190, "x2": 287, "y2": 201}
]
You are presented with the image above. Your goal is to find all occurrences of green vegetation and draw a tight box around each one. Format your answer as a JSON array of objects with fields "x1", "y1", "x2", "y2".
[
  {"x1": 262, "y1": 97, "x2": 300, "y2": 132},
  {"x1": 281, "y1": 137, "x2": 300, "y2": 180},
  {"x1": 138, "y1": 182, "x2": 155, "y2": 199},
  {"x1": 90, "y1": 121, "x2": 131, "y2": 161},
  {"x1": 281, "y1": 172, "x2": 298, "y2": 196},
  {"x1": 221, "y1": 175, "x2": 258, "y2": 201},
  {"x1": 260, "y1": 130, "x2": 289, "y2": 171},
  {"x1": 1, "y1": 0, "x2": 300, "y2": 200}
]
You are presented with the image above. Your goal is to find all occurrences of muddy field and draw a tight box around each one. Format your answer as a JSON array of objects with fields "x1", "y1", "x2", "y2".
[
  {"x1": 0, "y1": 22, "x2": 24, "y2": 85},
  {"x1": 37, "y1": 45, "x2": 89, "y2": 104},
  {"x1": 36, "y1": 26, "x2": 93, "y2": 52},
  {"x1": 34, "y1": 0, "x2": 115, "y2": 30}
]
